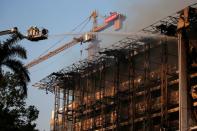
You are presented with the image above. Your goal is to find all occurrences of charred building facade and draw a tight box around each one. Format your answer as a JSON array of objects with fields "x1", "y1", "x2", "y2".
[{"x1": 34, "y1": 4, "x2": 197, "y2": 131}]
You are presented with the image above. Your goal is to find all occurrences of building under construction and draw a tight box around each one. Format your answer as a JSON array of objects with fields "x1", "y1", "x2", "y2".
[{"x1": 34, "y1": 4, "x2": 197, "y2": 131}]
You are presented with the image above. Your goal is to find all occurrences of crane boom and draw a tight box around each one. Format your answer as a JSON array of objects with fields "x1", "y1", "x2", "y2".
[
  {"x1": 0, "y1": 27, "x2": 18, "y2": 36},
  {"x1": 25, "y1": 12, "x2": 124, "y2": 69},
  {"x1": 92, "y1": 23, "x2": 108, "y2": 32},
  {"x1": 0, "y1": 30, "x2": 14, "y2": 36},
  {"x1": 25, "y1": 39, "x2": 80, "y2": 68}
]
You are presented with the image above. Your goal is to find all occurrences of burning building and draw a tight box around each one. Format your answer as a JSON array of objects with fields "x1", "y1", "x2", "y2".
[{"x1": 34, "y1": 4, "x2": 197, "y2": 131}]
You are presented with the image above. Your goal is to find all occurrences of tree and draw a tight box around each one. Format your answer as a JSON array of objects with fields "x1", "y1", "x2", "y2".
[
  {"x1": 0, "y1": 72, "x2": 39, "y2": 131},
  {"x1": 0, "y1": 33, "x2": 30, "y2": 96},
  {"x1": 0, "y1": 34, "x2": 39, "y2": 131}
]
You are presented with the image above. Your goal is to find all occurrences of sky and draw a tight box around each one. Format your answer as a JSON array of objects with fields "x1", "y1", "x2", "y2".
[{"x1": 1, "y1": 0, "x2": 197, "y2": 130}]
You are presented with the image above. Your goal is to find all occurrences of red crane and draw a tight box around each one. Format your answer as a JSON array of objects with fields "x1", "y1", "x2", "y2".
[{"x1": 25, "y1": 11, "x2": 124, "y2": 68}]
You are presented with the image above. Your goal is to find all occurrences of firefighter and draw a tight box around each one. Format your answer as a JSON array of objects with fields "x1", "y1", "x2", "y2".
[
  {"x1": 28, "y1": 26, "x2": 34, "y2": 37},
  {"x1": 34, "y1": 26, "x2": 39, "y2": 36}
]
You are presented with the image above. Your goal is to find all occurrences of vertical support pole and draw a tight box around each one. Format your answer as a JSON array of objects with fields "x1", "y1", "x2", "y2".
[
  {"x1": 71, "y1": 83, "x2": 75, "y2": 131},
  {"x1": 101, "y1": 60, "x2": 106, "y2": 130},
  {"x1": 103, "y1": 61, "x2": 106, "y2": 130},
  {"x1": 128, "y1": 50, "x2": 132, "y2": 130},
  {"x1": 160, "y1": 39, "x2": 168, "y2": 130},
  {"x1": 83, "y1": 76, "x2": 87, "y2": 131},
  {"x1": 62, "y1": 88, "x2": 67, "y2": 131},
  {"x1": 80, "y1": 74, "x2": 84, "y2": 131},
  {"x1": 92, "y1": 71, "x2": 96, "y2": 130},
  {"x1": 129, "y1": 49, "x2": 135, "y2": 131},
  {"x1": 178, "y1": 30, "x2": 189, "y2": 131},
  {"x1": 54, "y1": 86, "x2": 60, "y2": 131},
  {"x1": 144, "y1": 42, "x2": 151, "y2": 131},
  {"x1": 115, "y1": 56, "x2": 120, "y2": 131},
  {"x1": 113, "y1": 61, "x2": 116, "y2": 131},
  {"x1": 99, "y1": 64, "x2": 102, "y2": 130},
  {"x1": 66, "y1": 88, "x2": 70, "y2": 127}
]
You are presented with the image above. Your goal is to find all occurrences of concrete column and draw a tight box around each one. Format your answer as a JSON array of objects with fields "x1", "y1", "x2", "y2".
[{"x1": 178, "y1": 32, "x2": 188, "y2": 131}]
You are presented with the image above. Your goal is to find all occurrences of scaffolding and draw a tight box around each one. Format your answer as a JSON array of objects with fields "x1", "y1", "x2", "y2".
[{"x1": 33, "y1": 3, "x2": 197, "y2": 131}]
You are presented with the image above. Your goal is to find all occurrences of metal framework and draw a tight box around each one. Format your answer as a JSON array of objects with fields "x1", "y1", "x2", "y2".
[{"x1": 32, "y1": 3, "x2": 197, "y2": 131}]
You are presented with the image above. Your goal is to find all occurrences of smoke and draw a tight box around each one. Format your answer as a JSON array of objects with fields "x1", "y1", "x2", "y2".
[
  {"x1": 98, "y1": 0, "x2": 197, "y2": 48},
  {"x1": 116, "y1": 0, "x2": 197, "y2": 31}
]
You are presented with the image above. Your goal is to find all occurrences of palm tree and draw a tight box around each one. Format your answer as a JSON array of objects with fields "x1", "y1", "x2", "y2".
[{"x1": 0, "y1": 33, "x2": 30, "y2": 96}]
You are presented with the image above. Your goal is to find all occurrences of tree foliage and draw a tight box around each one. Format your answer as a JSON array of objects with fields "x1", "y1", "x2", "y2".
[
  {"x1": 0, "y1": 34, "x2": 39, "y2": 131},
  {"x1": 0, "y1": 33, "x2": 30, "y2": 96}
]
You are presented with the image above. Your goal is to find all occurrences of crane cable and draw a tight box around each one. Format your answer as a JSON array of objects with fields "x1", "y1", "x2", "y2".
[
  {"x1": 37, "y1": 16, "x2": 91, "y2": 58},
  {"x1": 30, "y1": 17, "x2": 91, "y2": 73},
  {"x1": 77, "y1": 17, "x2": 91, "y2": 57},
  {"x1": 78, "y1": 18, "x2": 91, "y2": 33},
  {"x1": 71, "y1": 16, "x2": 90, "y2": 32}
]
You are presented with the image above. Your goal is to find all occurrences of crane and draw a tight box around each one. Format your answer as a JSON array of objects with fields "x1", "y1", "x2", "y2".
[
  {"x1": 0, "y1": 27, "x2": 18, "y2": 36},
  {"x1": 25, "y1": 11, "x2": 124, "y2": 68},
  {"x1": 0, "y1": 26, "x2": 48, "y2": 41}
]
